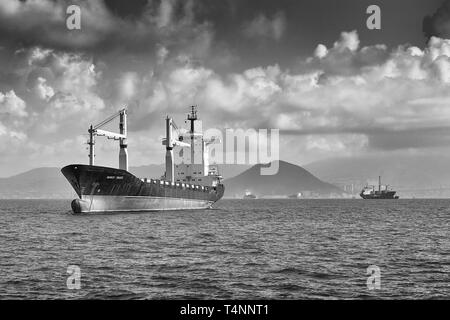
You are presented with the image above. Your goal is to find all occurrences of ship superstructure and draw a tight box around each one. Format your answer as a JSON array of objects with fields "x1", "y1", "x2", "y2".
[
  {"x1": 169, "y1": 106, "x2": 222, "y2": 188},
  {"x1": 61, "y1": 106, "x2": 224, "y2": 213}
]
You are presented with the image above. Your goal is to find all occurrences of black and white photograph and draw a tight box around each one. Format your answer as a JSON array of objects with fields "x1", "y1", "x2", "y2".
[{"x1": 0, "y1": 0, "x2": 448, "y2": 309}]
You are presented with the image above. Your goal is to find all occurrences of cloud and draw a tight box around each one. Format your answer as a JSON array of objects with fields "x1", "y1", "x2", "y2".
[
  {"x1": 156, "y1": 44, "x2": 169, "y2": 65},
  {"x1": 156, "y1": 0, "x2": 175, "y2": 28},
  {"x1": 0, "y1": 89, "x2": 29, "y2": 168},
  {"x1": 0, "y1": 0, "x2": 214, "y2": 58},
  {"x1": 0, "y1": 46, "x2": 107, "y2": 140},
  {"x1": 116, "y1": 72, "x2": 139, "y2": 103},
  {"x1": 243, "y1": 11, "x2": 286, "y2": 41},
  {"x1": 0, "y1": 89, "x2": 27, "y2": 117},
  {"x1": 305, "y1": 134, "x2": 368, "y2": 153},
  {"x1": 333, "y1": 30, "x2": 360, "y2": 52},
  {"x1": 307, "y1": 31, "x2": 389, "y2": 77},
  {"x1": 2, "y1": 8, "x2": 450, "y2": 173},
  {"x1": 423, "y1": 0, "x2": 450, "y2": 39},
  {"x1": 108, "y1": 30, "x2": 450, "y2": 155},
  {"x1": 147, "y1": 31, "x2": 450, "y2": 155},
  {"x1": 34, "y1": 77, "x2": 55, "y2": 101},
  {"x1": 314, "y1": 44, "x2": 328, "y2": 59}
]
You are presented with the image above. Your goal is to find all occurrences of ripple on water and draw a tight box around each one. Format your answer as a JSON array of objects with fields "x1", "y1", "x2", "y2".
[{"x1": 0, "y1": 199, "x2": 449, "y2": 299}]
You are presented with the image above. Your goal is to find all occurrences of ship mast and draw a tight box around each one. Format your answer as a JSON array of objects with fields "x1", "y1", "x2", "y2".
[
  {"x1": 165, "y1": 116, "x2": 174, "y2": 182},
  {"x1": 187, "y1": 106, "x2": 197, "y2": 164},
  {"x1": 379, "y1": 175, "x2": 381, "y2": 192}
]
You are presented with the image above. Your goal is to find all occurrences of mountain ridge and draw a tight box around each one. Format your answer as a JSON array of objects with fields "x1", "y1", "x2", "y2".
[{"x1": 223, "y1": 160, "x2": 343, "y2": 198}]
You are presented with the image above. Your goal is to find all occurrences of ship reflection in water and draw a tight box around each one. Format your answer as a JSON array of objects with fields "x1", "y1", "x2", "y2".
[{"x1": 360, "y1": 176, "x2": 399, "y2": 199}]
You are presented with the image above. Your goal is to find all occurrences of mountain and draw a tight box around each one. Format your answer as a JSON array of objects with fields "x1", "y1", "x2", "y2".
[
  {"x1": 0, "y1": 163, "x2": 250, "y2": 199},
  {"x1": 0, "y1": 167, "x2": 72, "y2": 199},
  {"x1": 223, "y1": 160, "x2": 343, "y2": 198},
  {"x1": 304, "y1": 154, "x2": 450, "y2": 198}
]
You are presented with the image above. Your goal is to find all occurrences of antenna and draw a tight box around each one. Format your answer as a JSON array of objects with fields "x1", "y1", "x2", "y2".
[{"x1": 187, "y1": 105, "x2": 198, "y2": 133}]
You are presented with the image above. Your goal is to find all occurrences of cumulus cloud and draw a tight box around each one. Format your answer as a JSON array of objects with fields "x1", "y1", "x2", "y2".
[
  {"x1": 2, "y1": 0, "x2": 450, "y2": 174},
  {"x1": 34, "y1": 77, "x2": 55, "y2": 101},
  {"x1": 243, "y1": 11, "x2": 286, "y2": 41},
  {"x1": 97, "y1": 29, "x2": 450, "y2": 152},
  {"x1": 307, "y1": 31, "x2": 389, "y2": 77},
  {"x1": 0, "y1": 90, "x2": 27, "y2": 117},
  {"x1": 333, "y1": 30, "x2": 360, "y2": 52},
  {"x1": 0, "y1": 89, "x2": 29, "y2": 171},
  {"x1": 26, "y1": 49, "x2": 106, "y2": 130},
  {"x1": 314, "y1": 44, "x2": 328, "y2": 59},
  {"x1": 127, "y1": 30, "x2": 450, "y2": 157},
  {"x1": 0, "y1": 46, "x2": 107, "y2": 142}
]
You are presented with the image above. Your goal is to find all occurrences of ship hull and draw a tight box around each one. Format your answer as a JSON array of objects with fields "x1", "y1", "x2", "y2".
[
  {"x1": 72, "y1": 196, "x2": 213, "y2": 213},
  {"x1": 62, "y1": 164, "x2": 224, "y2": 214},
  {"x1": 360, "y1": 191, "x2": 398, "y2": 199}
]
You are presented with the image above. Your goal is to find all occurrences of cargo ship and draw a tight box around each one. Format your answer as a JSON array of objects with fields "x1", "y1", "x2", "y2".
[
  {"x1": 360, "y1": 176, "x2": 399, "y2": 199},
  {"x1": 62, "y1": 106, "x2": 224, "y2": 213}
]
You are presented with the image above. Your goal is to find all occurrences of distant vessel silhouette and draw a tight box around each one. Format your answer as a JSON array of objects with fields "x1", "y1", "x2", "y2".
[
  {"x1": 243, "y1": 190, "x2": 257, "y2": 199},
  {"x1": 360, "y1": 176, "x2": 399, "y2": 199},
  {"x1": 288, "y1": 192, "x2": 302, "y2": 199}
]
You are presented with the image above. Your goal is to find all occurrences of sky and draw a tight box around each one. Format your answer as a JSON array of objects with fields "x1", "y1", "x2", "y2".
[{"x1": 1, "y1": 0, "x2": 450, "y2": 176}]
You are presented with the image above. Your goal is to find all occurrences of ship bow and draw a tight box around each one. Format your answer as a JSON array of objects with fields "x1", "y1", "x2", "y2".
[{"x1": 61, "y1": 164, "x2": 83, "y2": 198}]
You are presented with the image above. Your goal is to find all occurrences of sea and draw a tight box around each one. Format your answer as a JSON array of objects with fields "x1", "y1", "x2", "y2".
[{"x1": 0, "y1": 199, "x2": 448, "y2": 299}]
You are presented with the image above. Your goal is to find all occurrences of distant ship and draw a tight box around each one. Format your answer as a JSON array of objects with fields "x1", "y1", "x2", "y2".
[
  {"x1": 288, "y1": 192, "x2": 302, "y2": 199},
  {"x1": 243, "y1": 190, "x2": 257, "y2": 199},
  {"x1": 360, "y1": 176, "x2": 399, "y2": 199},
  {"x1": 62, "y1": 106, "x2": 224, "y2": 213}
]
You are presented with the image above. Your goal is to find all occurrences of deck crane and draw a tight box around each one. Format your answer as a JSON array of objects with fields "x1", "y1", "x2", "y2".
[
  {"x1": 88, "y1": 108, "x2": 128, "y2": 171},
  {"x1": 162, "y1": 116, "x2": 190, "y2": 182}
]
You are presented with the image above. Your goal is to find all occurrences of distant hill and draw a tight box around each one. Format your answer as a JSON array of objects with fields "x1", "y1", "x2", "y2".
[
  {"x1": 304, "y1": 154, "x2": 450, "y2": 198},
  {"x1": 223, "y1": 160, "x2": 343, "y2": 198},
  {"x1": 0, "y1": 167, "x2": 72, "y2": 199},
  {"x1": 0, "y1": 163, "x2": 250, "y2": 199}
]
